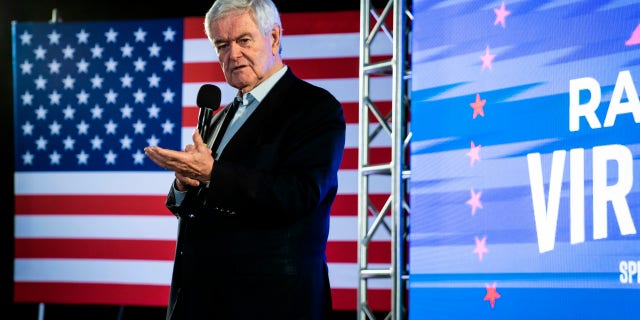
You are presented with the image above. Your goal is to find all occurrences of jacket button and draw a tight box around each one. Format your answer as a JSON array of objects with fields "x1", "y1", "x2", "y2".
[{"x1": 188, "y1": 214, "x2": 195, "y2": 219}]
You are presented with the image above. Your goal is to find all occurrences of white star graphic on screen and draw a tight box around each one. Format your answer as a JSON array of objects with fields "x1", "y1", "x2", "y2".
[
  {"x1": 148, "y1": 43, "x2": 161, "y2": 57},
  {"x1": 162, "y1": 88, "x2": 175, "y2": 103},
  {"x1": 35, "y1": 105, "x2": 48, "y2": 119},
  {"x1": 36, "y1": 136, "x2": 48, "y2": 150},
  {"x1": 133, "y1": 57, "x2": 147, "y2": 71},
  {"x1": 121, "y1": 43, "x2": 134, "y2": 57},
  {"x1": 133, "y1": 89, "x2": 146, "y2": 103},
  {"x1": 105, "y1": 120, "x2": 118, "y2": 134},
  {"x1": 104, "y1": 150, "x2": 117, "y2": 164},
  {"x1": 76, "y1": 58, "x2": 90, "y2": 73},
  {"x1": 134, "y1": 28, "x2": 147, "y2": 42},
  {"x1": 49, "y1": 150, "x2": 62, "y2": 165},
  {"x1": 20, "y1": 60, "x2": 33, "y2": 74},
  {"x1": 49, "y1": 90, "x2": 62, "y2": 105},
  {"x1": 90, "y1": 74, "x2": 103, "y2": 88},
  {"x1": 34, "y1": 75, "x2": 47, "y2": 89},
  {"x1": 147, "y1": 104, "x2": 160, "y2": 118},
  {"x1": 63, "y1": 75, "x2": 76, "y2": 89},
  {"x1": 133, "y1": 120, "x2": 146, "y2": 134},
  {"x1": 76, "y1": 150, "x2": 90, "y2": 164},
  {"x1": 47, "y1": 30, "x2": 61, "y2": 45},
  {"x1": 162, "y1": 119, "x2": 175, "y2": 134},
  {"x1": 120, "y1": 135, "x2": 133, "y2": 149},
  {"x1": 20, "y1": 30, "x2": 33, "y2": 45},
  {"x1": 48, "y1": 59, "x2": 61, "y2": 73},
  {"x1": 21, "y1": 91, "x2": 34, "y2": 105},
  {"x1": 76, "y1": 90, "x2": 90, "y2": 104},
  {"x1": 121, "y1": 73, "x2": 134, "y2": 87},
  {"x1": 105, "y1": 58, "x2": 118, "y2": 72},
  {"x1": 49, "y1": 120, "x2": 62, "y2": 135},
  {"x1": 34, "y1": 45, "x2": 47, "y2": 59},
  {"x1": 77, "y1": 121, "x2": 90, "y2": 135},
  {"x1": 90, "y1": 135, "x2": 103, "y2": 149},
  {"x1": 22, "y1": 151, "x2": 34, "y2": 165},
  {"x1": 105, "y1": 28, "x2": 118, "y2": 42},
  {"x1": 91, "y1": 104, "x2": 104, "y2": 119},
  {"x1": 90, "y1": 44, "x2": 103, "y2": 58},
  {"x1": 76, "y1": 29, "x2": 89, "y2": 44},
  {"x1": 62, "y1": 105, "x2": 75, "y2": 119},
  {"x1": 132, "y1": 150, "x2": 145, "y2": 164},
  {"x1": 105, "y1": 89, "x2": 118, "y2": 103},
  {"x1": 148, "y1": 73, "x2": 161, "y2": 87},
  {"x1": 63, "y1": 136, "x2": 75, "y2": 150},
  {"x1": 162, "y1": 57, "x2": 175, "y2": 71},
  {"x1": 147, "y1": 134, "x2": 160, "y2": 147},
  {"x1": 22, "y1": 121, "x2": 34, "y2": 135},
  {"x1": 163, "y1": 27, "x2": 176, "y2": 41},
  {"x1": 120, "y1": 104, "x2": 134, "y2": 118},
  {"x1": 62, "y1": 45, "x2": 75, "y2": 59}
]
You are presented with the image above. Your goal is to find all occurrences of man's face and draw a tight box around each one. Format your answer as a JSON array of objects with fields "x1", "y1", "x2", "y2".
[{"x1": 209, "y1": 10, "x2": 280, "y2": 93}]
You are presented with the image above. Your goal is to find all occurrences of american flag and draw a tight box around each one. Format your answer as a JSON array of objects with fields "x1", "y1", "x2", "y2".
[{"x1": 13, "y1": 12, "x2": 393, "y2": 310}]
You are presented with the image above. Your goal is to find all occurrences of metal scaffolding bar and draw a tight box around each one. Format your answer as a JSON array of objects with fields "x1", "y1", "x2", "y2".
[{"x1": 358, "y1": 0, "x2": 412, "y2": 319}]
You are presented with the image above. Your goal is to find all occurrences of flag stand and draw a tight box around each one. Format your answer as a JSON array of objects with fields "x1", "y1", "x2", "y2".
[
  {"x1": 37, "y1": 303, "x2": 44, "y2": 320},
  {"x1": 38, "y1": 6, "x2": 56, "y2": 317},
  {"x1": 50, "y1": 8, "x2": 61, "y2": 23}
]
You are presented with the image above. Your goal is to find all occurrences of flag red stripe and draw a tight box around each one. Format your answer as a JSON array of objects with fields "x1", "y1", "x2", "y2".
[
  {"x1": 184, "y1": 11, "x2": 362, "y2": 39},
  {"x1": 330, "y1": 194, "x2": 390, "y2": 216},
  {"x1": 331, "y1": 288, "x2": 391, "y2": 311},
  {"x1": 15, "y1": 195, "x2": 170, "y2": 215},
  {"x1": 15, "y1": 239, "x2": 176, "y2": 260},
  {"x1": 15, "y1": 239, "x2": 391, "y2": 263},
  {"x1": 14, "y1": 282, "x2": 170, "y2": 306},
  {"x1": 340, "y1": 147, "x2": 392, "y2": 170},
  {"x1": 183, "y1": 17, "x2": 204, "y2": 39},
  {"x1": 340, "y1": 101, "x2": 393, "y2": 124},
  {"x1": 182, "y1": 102, "x2": 393, "y2": 126},
  {"x1": 326, "y1": 241, "x2": 391, "y2": 263},
  {"x1": 14, "y1": 282, "x2": 389, "y2": 311},
  {"x1": 183, "y1": 57, "x2": 368, "y2": 82},
  {"x1": 14, "y1": 194, "x2": 389, "y2": 216}
]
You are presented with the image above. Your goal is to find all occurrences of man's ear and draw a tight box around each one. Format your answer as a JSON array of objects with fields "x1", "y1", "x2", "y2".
[{"x1": 271, "y1": 24, "x2": 281, "y2": 55}]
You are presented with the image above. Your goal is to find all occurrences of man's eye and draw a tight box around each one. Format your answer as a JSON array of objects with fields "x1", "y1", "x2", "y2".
[{"x1": 238, "y1": 38, "x2": 250, "y2": 45}]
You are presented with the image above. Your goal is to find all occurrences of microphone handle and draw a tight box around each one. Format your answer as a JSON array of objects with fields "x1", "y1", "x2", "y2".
[{"x1": 198, "y1": 107, "x2": 215, "y2": 138}]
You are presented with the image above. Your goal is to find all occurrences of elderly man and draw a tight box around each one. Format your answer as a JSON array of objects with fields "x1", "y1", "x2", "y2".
[{"x1": 144, "y1": 0, "x2": 346, "y2": 319}]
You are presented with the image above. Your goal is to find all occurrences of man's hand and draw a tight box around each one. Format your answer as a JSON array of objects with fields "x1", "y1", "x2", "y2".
[{"x1": 145, "y1": 130, "x2": 214, "y2": 185}]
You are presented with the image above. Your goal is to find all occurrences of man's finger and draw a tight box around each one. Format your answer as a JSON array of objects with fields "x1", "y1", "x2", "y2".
[{"x1": 192, "y1": 129, "x2": 206, "y2": 147}]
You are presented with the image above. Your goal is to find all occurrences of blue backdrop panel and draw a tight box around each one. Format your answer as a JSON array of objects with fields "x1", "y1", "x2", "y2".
[{"x1": 409, "y1": 1, "x2": 640, "y2": 318}]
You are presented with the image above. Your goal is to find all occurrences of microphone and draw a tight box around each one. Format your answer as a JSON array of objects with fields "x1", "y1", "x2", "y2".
[{"x1": 196, "y1": 84, "x2": 222, "y2": 139}]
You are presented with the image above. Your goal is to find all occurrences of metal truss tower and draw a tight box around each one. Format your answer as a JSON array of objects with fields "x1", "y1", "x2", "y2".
[{"x1": 357, "y1": 0, "x2": 412, "y2": 319}]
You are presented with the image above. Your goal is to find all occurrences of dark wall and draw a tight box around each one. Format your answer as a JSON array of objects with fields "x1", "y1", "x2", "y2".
[{"x1": 1, "y1": 0, "x2": 378, "y2": 318}]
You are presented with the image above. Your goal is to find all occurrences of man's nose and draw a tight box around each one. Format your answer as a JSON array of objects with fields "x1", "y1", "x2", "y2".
[{"x1": 229, "y1": 42, "x2": 243, "y2": 59}]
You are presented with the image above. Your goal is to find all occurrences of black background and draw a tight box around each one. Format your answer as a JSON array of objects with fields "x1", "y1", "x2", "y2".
[{"x1": 1, "y1": 0, "x2": 387, "y2": 319}]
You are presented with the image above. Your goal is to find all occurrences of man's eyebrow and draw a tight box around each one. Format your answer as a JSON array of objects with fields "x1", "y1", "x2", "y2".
[{"x1": 214, "y1": 32, "x2": 253, "y2": 45}]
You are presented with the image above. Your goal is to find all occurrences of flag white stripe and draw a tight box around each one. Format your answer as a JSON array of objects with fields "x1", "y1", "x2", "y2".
[
  {"x1": 15, "y1": 216, "x2": 392, "y2": 241},
  {"x1": 14, "y1": 259, "x2": 391, "y2": 289},
  {"x1": 183, "y1": 33, "x2": 392, "y2": 63},
  {"x1": 15, "y1": 170, "x2": 391, "y2": 195},
  {"x1": 182, "y1": 123, "x2": 392, "y2": 149},
  {"x1": 182, "y1": 78, "x2": 393, "y2": 106}
]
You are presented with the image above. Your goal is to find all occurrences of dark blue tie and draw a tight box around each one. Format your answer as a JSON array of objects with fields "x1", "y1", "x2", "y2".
[{"x1": 211, "y1": 97, "x2": 241, "y2": 158}]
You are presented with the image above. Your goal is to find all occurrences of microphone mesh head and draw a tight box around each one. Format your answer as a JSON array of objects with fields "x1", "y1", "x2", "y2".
[{"x1": 196, "y1": 84, "x2": 222, "y2": 110}]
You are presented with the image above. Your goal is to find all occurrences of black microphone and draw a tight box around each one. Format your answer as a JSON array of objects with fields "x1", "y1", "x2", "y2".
[{"x1": 196, "y1": 84, "x2": 222, "y2": 139}]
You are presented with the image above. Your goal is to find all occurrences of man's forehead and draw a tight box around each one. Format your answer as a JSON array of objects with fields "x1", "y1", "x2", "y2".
[{"x1": 210, "y1": 12, "x2": 260, "y2": 39}]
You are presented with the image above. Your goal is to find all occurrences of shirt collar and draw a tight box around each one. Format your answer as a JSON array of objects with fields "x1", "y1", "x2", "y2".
[{"x1": 238, "y1": 65, "x2": 288, "y2": 105}]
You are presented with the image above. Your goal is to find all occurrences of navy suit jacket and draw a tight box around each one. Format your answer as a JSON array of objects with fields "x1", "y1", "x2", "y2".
[{"x1": 165, "y1": 68, "x2": 346, "y2": 320}]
